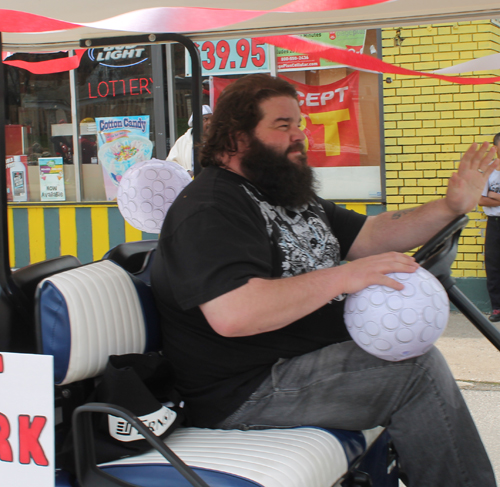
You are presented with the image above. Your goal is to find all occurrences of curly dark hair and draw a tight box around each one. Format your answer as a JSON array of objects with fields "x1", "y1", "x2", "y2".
[{"x1": 200, "y1": 74, "x2": 298, "y2": 167}]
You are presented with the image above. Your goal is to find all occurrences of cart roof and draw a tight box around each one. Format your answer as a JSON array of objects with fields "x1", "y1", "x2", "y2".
[{"x1": 1, "y1": 0, "x2": 500, "y2": 52}]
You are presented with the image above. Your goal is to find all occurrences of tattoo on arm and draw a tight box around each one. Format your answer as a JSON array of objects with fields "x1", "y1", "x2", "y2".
[{"x1": 391, "y1": 208, "x2": 416, "y2": 220}]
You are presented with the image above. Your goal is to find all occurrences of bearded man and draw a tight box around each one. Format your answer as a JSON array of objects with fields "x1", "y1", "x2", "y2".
[{"x1": 151, "y1": 74, "x2": 497, "y2": 486}]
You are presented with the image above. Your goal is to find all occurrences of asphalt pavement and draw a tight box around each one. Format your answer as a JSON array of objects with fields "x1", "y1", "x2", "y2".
[{"x1": 435, "y1": 311, "x2": 500, "y2": 484}]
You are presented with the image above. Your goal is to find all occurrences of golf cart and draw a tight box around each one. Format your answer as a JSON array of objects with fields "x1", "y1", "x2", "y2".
[{"x1": 1, "y1": 1, "x2": 500, "y2": 486}]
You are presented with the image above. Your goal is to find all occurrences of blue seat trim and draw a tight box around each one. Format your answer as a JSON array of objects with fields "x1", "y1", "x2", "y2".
[
  {"x1": 323, "y1": 428, "x2": 366, "y2": 464},
  {"x1": 129, "y1": 273, "x2": 161, "y2": 353},
  {"x1": 55, "y1": 469, "x2": 74, "y2": 487},
  {"x1": 357, "y1": 430, "x2": 398, "y2": 487},
  {"x1": 38, "y1": 281, "x2": 71, "y2": 384},
  {"x1": 101, "y1": 464, "x2": 264, "y2": 487}
]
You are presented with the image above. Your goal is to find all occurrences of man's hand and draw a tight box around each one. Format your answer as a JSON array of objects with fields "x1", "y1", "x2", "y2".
[
  {"x1": 336, "y1": 252, "x2": 419, "y2": 294},
  {"x1": 345, "y1": 143, "x2": 499, "y2": 261},
  {"x1": 445, "y1": 142, "x2": 499, "y2": 215}
]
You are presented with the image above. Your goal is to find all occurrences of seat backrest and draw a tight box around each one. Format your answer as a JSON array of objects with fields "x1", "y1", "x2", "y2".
[
  {"x1": 102, "y1": 240, "x2": 158, "y2": 275},
  {"x1": 36, "y1": 259, "x2": 161, "y2": 385},
  {"x1": 132, "y1": 247, "x2": 157, "y2": 285},
  {"x1": 34, "y1": 259, "x2": 162, "y2": 471},
  {"x1": 1, "y1": 255, "x2": 82, "y2": 353}
]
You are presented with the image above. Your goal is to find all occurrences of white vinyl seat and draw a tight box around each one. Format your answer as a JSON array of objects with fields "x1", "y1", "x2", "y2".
[
  {"x1": 37, "y1": 259, "x2": 397, "y2": 487},
  {"x1": 100, "y1": 426, "x2": 386, "y2": 487}
]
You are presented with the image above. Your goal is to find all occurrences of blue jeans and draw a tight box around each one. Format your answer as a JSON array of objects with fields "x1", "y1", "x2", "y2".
[{"x1": 218, "y1": 342, "x2": 496, "y2": 487}]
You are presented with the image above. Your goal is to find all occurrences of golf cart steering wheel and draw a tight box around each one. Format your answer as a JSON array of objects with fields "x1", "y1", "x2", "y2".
[
  {"x1": 412, "y1": 214, "x2": 469, "y2": 290},
  {"x1": 414, "y1": 214, "x2": 500, "y2": 353}
]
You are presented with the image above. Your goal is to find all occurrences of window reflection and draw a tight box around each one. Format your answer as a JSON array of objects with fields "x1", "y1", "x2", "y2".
[
  {"x1": 5, "y1": 52, "x2": 75, "y2": 201},
  {"x1": 4, "y1": 47, "x2": 159, "y2": 203},
  {"x1": 76, "y1": 46, "x2": 155, "y2": 201}
]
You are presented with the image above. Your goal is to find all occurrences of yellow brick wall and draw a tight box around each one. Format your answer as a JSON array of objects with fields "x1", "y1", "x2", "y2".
[{"x1": 382, "y1": 20, "x2": 500, "y2": 278}]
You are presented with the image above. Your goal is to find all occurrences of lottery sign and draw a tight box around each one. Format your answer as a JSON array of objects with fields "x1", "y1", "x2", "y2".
[{"x1": 186, "y1": 38, "x2": 270, "y2": 76}]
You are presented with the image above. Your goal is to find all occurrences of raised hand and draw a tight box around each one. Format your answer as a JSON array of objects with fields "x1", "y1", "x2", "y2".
[{"x1": 445, "y1": 142, "x2": 499, "y2": 215}]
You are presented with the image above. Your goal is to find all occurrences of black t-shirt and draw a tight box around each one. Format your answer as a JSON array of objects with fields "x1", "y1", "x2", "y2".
[{"x1": 151, "y1": 166, "x2": 367, "y2": 427}]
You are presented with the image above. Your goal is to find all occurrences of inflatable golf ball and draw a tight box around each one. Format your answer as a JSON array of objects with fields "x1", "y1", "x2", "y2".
[
  {"x1": 344, "y1": 267, "x2": 449, "y2": 361},
  {"x1": 117, "y1": 159, "x2": 192, "y2": 233}
]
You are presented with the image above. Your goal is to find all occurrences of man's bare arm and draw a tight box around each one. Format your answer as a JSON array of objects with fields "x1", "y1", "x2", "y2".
[
  {"x1": 479, "y1": 191, "x2": 500, "y2": 207},
  {"x1": 479, "y1": 197, "x2": 500, "y2": 207},
  {"x1": 488, "y1": 191, "x2": 500, "y2": 201},
  {"x1": 200, "y1": 252, "x2": 418, "y2": 337},
  {"x1": 347, "y1": 142, "x2": 499, "y2": 260}
]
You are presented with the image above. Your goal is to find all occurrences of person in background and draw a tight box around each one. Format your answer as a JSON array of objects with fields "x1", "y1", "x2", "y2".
[
  {"x1": 80, "y1": 117, "x2": 97, "y2": 164},
  {"x1": 167, "y1": 105, "x2": 212, "y2": 176},
  {"x1": 151, "y1": 74, "x2": 498, "y2": 486},
  {"x1": 479, "y1": 132, "x2": 500, "y2": 322}
]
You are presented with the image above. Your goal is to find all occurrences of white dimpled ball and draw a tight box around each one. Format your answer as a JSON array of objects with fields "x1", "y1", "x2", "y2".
[
  {"x1": 117, "y1": 159, "x2": 192, "y2": 233},
  {"x1": 344, "y1": 267, "x2": 449, "y2": 361}
]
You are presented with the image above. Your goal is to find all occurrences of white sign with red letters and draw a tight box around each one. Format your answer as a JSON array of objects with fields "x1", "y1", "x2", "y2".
[{"x1": 0, "y1": 352, "x2": 54, "y2": 487}]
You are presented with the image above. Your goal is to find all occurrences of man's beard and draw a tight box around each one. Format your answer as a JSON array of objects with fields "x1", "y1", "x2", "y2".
[{"x1": 239, "y1": 137, "x2": 317, "y2": 208}]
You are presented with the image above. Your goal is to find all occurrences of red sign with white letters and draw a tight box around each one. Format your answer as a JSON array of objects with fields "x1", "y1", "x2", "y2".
[{"x1": 0, "y1": 352, "x2": 54, "y2": 487}]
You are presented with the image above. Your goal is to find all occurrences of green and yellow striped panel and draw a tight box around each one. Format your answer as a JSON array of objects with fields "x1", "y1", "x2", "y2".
[
  {"x1": 8, "y1": 205, "x2": 158, "y2": 269},
  {"x1": 8, "y1": 202, "x2": 385, "y2": 269}
]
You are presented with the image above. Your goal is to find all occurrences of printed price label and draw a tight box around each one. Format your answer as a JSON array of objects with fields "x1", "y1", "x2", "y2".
[{"x1": 186, "y1": 38, "x2": 269, "y2": 76}]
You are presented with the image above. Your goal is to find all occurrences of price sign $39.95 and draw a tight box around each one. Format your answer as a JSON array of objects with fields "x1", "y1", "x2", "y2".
[{"x1": 186, "y1": 38, "x2": 270, "y2": 76}]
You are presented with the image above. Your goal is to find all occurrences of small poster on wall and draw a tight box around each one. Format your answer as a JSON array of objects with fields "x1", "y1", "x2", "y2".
[
  {"x1": 276, "y1": 31, "x2": 367, "y2": 71},
  {"x1": 6, "y1": 155, "x2": 29, "y2": 202},
  {"x1": 39, "y1": 157, "x2": 65, "y2": 201},
  {"x1": 95, "y1": 116, "x2": 152, "y2": 201}
]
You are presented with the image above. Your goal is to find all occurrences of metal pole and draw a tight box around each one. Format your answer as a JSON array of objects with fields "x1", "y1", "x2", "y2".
[
  {"x1": 152, "y1": 45, "x2": 168, "y2": 160},
  {"x1": 177, "y1": 38, "x2": 202, "y2": 176},
  {"x1": 0, "y1": 32, "x2": 13, "y2": 287},
  {"x1": 447, "y1": 285, "x2": 500, "y2": 352},
  {"x1": 269, "y1": 45, "x2": 277, "y2": 77},
  {"x1": 377, "y1": 28, "x2": 386, "y2": 205},
  {"x1": 69, "y1": 51, "x2": 82, "y2": 202},
  {"x1": 166, "y1": 44, "x2": 177, "y2": 154}
]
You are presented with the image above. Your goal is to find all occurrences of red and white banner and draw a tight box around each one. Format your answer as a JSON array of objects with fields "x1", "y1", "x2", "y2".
[
  {"x1": 0, "y1": 1, "x2": 390, "y2": 34},
  {"x1": 2, "y1": 50, "x2": 86, "y2": 75},
  {"x1": 3, "y1": 27, "x2": 500, "y2": 83},
  {"x1": 282, "y1": 73, "x2": 360, "y2": 167},
  {"x1": 256, "y1": 35, "x2": 500, "y2": 85}
]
